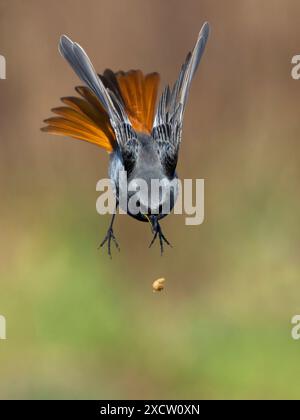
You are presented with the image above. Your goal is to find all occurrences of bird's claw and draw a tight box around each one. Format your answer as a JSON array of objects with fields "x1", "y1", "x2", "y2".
[
  {"x1": 149, "y1": 222, "x2": 172, "y2": 255},
  {"x1": 98, "y1": 228, "x2": 120, "y2": 258}
]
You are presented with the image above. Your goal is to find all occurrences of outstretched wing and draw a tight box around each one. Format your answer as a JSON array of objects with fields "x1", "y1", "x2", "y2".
[
  {"x1": 152, "y1": 22, "x2": 210, "y2": 177},
  {"x1": 42, "y1": 35, "x2": 160, "y2": 159},
  {"x1": 58, "y1": 35, "x2": 137, "y2": 152}
]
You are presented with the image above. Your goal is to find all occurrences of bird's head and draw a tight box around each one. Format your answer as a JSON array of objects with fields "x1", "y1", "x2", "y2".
[{"x1": 125, "y1": 175, "x2": 179, "y2": 223}]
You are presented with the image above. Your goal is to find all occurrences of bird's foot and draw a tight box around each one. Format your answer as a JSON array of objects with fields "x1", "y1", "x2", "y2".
[
  {"x1": 98, "y1": 227, "x2": 120, "y2": 258},
  {"x1": 149, "y1": 222, "x2": 172, "y2": 255}
]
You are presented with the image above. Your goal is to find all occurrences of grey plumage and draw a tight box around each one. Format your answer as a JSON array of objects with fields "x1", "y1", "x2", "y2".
[
  {"x1": 57, "y1": 23, "x2": 210, "y2": 255},
  {"x1": 153, "y1": 22, "x2": 210, "y2": 177},
  {"x1": 59, "y1": 35, "x2": 134, "y2": 151}
]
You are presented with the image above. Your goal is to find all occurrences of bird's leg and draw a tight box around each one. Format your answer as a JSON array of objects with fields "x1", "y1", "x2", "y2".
[
  {"x1": 149, "y1": 218, "x2": 172, "y2": 255},
  {"x1": 98, "y1": 206, "x2": 120, "y2": 258}
]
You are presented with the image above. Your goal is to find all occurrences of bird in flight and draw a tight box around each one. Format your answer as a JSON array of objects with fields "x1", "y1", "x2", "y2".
[{"x1": 42, "y1": 23, "x2": 210, "y2": 256}]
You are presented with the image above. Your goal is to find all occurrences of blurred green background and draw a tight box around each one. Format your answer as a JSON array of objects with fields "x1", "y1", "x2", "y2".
[{"x1": 1, "y1": 0, "x2": 300, "y2": 400}]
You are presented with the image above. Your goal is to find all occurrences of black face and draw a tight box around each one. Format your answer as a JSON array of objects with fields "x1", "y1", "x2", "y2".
[
  {"x1": 126, "y1": 185, "x2": 177, "y2": 223},
  {"x1": 127, "y1": 210, "x2": 168, "y2": 223}
]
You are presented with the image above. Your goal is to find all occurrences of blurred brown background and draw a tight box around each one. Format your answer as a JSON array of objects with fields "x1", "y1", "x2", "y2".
[{"x1": 0, "y1": 0, "x2": 300, "y2": 399}]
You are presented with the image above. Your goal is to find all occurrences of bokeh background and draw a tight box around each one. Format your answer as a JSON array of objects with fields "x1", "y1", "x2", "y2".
[{"x1": 0, "y1": 0, "x2": 300, "y2": 400}]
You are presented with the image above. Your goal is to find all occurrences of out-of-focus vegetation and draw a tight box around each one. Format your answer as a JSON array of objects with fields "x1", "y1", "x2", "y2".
[{"x1": 1, "y1": 0, "x2": 300, "y2": 399}]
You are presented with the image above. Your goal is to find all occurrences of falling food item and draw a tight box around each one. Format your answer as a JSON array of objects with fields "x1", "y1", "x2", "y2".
[{"x1": 152, "y1": 278, "x2": 166, "y2": 292}]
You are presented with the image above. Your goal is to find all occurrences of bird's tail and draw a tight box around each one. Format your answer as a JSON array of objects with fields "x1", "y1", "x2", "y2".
[
  {"x1": 42, "y1": 37, "x2": 161, "y2": 151},
  {"x1": 41, "y1": 85, "x2": 116, "y2": 152}
]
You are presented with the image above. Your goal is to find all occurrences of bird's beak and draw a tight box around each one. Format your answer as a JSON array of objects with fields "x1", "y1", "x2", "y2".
[
  {"x1": 144, "y1": 214, "x2": 157, "y2": 234},
  {"x1": 144, "y1": 214, "x2": 153, "y2": 232}
]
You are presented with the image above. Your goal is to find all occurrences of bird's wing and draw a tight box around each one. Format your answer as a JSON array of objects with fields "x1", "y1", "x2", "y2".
[
  {"x1": 57, "y1": 35, "x2": 137, "y2": 151},
  {"x1": 42, "y1": 36, "x2": 160, "y2": 159},
  {"x1": 152, "y1": 22, "x2": 210, "y2": 176}
]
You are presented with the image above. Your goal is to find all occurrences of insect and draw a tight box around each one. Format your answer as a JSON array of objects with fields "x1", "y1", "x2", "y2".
[
  {"x1": 42, "y1": 23, "x2": 209, "y2": 256},
  {"x1": 152, "y1": 278, "x2": 166, "y2": 292}
]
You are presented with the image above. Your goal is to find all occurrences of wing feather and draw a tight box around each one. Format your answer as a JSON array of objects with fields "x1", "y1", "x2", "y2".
[
  {"x1": 42, "y1": 36, "x2": 160, "y2": 155},
  {"x1": 152, "y1": 22, "x2": 210, "y2": 176}
]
